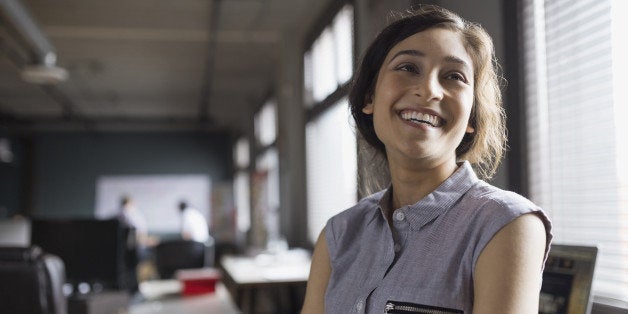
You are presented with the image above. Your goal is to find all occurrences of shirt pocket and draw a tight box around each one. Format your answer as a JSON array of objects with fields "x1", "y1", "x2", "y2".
[{"x1": 384, "y1": 300, "x2": 464, "y2": 314}]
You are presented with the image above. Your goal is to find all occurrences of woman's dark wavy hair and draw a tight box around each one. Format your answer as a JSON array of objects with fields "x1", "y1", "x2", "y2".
[{"x1": 349, "y1": 5, "x2": 506, "y2": 179}]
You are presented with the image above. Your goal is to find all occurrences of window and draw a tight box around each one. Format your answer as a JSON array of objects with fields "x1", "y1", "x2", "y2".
[
  {"x1": 254, "y1": 100, "x2": 277, "y2": 147},
  {"x1": 234, "y1": 137, "x2": 250, "y2": 169},
  {"x1": 306, "y1": 98, "x2": 357, "y2": 242},
  {"x1": 233, "y1": 137, "x2": 251, "y2": 233},
  {"x1": 304, "y1": 4, "x2": 357, "y2": 243},
  {"x1": 522, "y1": 0, "x2": 628, "y2": 302},
  {"x1": 304, "y1": 5, "x2": 354, "y2": 106},
  {"x1": 247, "y1": 99, "x2": 281, "y2": 245},
  {"x1": 255, "y1": 147, "x2": 280, "y2": 240}
]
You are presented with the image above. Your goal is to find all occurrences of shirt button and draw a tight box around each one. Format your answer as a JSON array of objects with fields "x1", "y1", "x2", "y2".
[
  {"x1": 395, "y1": 211, "x2": 405, "y2": 221},
  {"x1": 356, "y1": 300, "x2": 364, "y2": 311},
  {"x1": 394, "y1": 244, "x2": 402, "y2": 252}
]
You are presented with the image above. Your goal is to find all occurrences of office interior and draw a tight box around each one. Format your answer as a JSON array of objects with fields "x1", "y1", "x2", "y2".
[{"x1": 1, "y1": 0, "x2": 627, "y2": 313}]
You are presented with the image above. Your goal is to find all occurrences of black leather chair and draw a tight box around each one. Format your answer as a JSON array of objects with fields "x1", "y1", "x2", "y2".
[
  {"x1": 154, "y1": 238, "x2": 214, "y2": 279},
  {"x1": 0, "y1": 246, "x2": 67, "y2": 314}
]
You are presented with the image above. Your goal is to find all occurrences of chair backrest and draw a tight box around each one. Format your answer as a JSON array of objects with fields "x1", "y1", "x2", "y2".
[
  {"x1": 540, "y1": 244, "x2": 598, "y2": 314},
  {"x1": 154, "y1": 240, "x2": 212, "y2": 279},
  {"x1": 0, "y1": 246, "x2": 67, "y2": 314}
]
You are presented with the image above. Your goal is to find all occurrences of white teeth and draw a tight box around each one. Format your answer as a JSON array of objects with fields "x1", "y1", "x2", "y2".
[{"x1": 400, "y1": 111, "x2": 442, "y2": 127}]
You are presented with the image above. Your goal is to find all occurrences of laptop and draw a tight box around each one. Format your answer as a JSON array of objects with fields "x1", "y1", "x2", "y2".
[{"x1": 539, "y1": 244, "x2": 598, "y2": 314}]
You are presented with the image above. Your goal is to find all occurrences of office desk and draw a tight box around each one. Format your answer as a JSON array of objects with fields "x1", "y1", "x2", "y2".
[
  {"x1": 130, "y1": 280, "x2": 240, "y2": 314},
  {"x1": 220, "y1": 252, "x2": 310, "y2": 313}
]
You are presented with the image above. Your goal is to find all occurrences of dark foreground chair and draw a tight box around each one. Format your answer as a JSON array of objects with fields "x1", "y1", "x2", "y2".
[
  {"x1": 0, "y1": 246, "x2": 67, "y2": 314},
  {"x1": 154, "y1": 238, "x2": 214, "y2": 279}
]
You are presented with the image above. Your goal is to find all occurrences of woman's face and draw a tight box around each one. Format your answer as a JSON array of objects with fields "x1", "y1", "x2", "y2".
[{"x1": 362, "y1": 27, "x2": 475, "y2": 169}]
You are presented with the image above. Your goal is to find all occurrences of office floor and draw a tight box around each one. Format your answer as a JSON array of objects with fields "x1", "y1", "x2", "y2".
[{"x1": 137, "y1": 260, "x2": 159, "y2": 283}]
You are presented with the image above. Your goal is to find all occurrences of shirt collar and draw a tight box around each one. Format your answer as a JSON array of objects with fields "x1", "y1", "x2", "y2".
[{"x1": 377, "y1": 161, "x2": 479, "y2": 230}]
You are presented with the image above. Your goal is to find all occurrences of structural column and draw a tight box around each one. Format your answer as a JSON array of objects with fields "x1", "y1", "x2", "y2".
[{"x1": 276, "y1": 30, "x2": 308, "y2": 248}]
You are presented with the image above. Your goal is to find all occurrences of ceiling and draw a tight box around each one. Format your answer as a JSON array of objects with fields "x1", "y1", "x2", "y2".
[{"x1": 0, "y1": 0, "x2": 323, "y2": 133}]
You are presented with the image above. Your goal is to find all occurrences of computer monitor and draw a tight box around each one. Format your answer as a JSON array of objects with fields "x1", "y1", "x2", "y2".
[
  {"x1": 540, "y1": 244, "x2": 598, "y2": 314},
  {"x1": 0, "y1": 219, "x2": 30, "y2": 247},
  {"x1": 30, "y1": 218, "x2": 131, "y2": 291}
]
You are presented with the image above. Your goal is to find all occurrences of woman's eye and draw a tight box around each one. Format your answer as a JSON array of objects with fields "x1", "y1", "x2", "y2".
[
  {"x1": 446, "y1": 72, "x2": 467, "y2": 82},
  {"x1": 397, "y1": 64, "x2": 418, "y2": 73}
]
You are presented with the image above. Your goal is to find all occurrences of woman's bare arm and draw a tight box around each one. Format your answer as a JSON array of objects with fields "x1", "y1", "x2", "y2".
[
  {"x1": 301, "y1": 230, "x2": 332, "y2": 314},
  {"x1": 473, "y1": 213, "x2": 547, "y2": 313}
]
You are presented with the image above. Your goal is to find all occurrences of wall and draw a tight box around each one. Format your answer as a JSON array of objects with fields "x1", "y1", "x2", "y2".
[
  {"x1": 0, "y1": 135, "x2": 30, "y2": 217},
  {"x1": 28, "y1": 131, "x2": 232, "y2": 218}
]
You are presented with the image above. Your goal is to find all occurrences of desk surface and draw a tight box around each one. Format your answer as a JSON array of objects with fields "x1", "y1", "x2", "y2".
[
  {"x1": 221, "y1": 252, "x2": 311, "y2": 286},
  {"x1": 220, "y1": 252, "x2": 311, "y2": 313},
  {"x1": 130, "y1": 280, "x2": 240, "y2": 314}
]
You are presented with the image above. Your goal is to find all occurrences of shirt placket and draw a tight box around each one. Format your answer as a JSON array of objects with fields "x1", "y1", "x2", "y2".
[
  {"x1": 360, "y1": 207, "x2": 410, "y2": 313},
  {"x1": 358, "y1": 209, "x2": 397, "y2": 313},
  {"x1": 391, "y1": 207, "x2": 410, "y2": 257}
]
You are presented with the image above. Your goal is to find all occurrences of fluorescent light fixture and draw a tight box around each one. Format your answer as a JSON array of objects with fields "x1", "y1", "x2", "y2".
[{"x1": 21, "y1": 63, "x2": 68, "y2": 85}]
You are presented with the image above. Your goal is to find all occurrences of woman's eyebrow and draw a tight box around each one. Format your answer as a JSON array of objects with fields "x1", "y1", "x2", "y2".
[
  {"x1": 389, "y1": 49, "x2": 424, "y2": 63},
  {"x1": 388, "y1": 50, "x2": 471, "y2": 71},
  {"x1": 443, "y1": 55, "x2": 471, "y2": 71}
]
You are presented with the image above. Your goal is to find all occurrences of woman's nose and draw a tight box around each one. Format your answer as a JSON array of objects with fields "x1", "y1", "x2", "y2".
[{"x1": 414, "y1": 74, "x2": 444, "y2": 101}]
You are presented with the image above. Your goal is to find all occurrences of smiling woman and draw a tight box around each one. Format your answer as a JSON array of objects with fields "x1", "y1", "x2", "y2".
[
  {"x1": 361, "y1": 28, "x2": 476, "y2": 193},
  {"x1": 302, "y1": 5, "x2": 552, "y2": 314}
]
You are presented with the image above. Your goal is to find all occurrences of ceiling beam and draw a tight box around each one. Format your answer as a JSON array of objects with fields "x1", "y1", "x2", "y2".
[
  {"x1": 43, "y1": 26, "x2": 279, "y2": 44},
  {"x1": 1, "y1": 116, "x2": 229, "y2": 133}
]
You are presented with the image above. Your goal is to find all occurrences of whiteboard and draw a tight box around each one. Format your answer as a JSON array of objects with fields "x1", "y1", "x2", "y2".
[{"x1": 95, "y1": 175, "x2": 211, "y2": 233}]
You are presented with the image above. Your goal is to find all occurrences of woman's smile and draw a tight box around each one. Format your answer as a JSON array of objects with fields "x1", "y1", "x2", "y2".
[{"x1": 399, "y1": 109, "x2": 445, "y2": 128}]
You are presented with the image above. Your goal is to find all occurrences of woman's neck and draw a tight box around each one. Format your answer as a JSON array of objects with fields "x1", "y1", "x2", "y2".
[{"x1": 388, "y1": 158, "x2": 458, "y2": 210}]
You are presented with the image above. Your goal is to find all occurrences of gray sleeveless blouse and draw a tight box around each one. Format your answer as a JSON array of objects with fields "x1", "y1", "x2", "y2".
[{"x1": 324, "y1": 161, "x2": 552, "y2": 313}]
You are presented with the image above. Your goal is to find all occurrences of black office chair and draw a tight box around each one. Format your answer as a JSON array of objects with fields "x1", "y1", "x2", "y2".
[
  {"x1": 154, "y1": 239, "x2": 214, "y2": 279},
  {"x1": 0, "y1": 246, "x2": 67, "y2": 314}
]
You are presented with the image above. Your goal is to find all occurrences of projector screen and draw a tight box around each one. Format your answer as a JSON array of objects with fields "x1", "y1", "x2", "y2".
[{"x1": 95, "y1": 174, "x2": 211, "y2": 233}]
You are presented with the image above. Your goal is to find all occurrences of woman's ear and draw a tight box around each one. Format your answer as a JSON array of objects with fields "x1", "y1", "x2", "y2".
[
  {"x1": 466, "y1": 110, "x2": 475, "y2": 133},
  {"x1": 362, "y1": 94, "x2": 374, "y2": 114},
  {"x1": 466, "y1": 123, "x2": 475, "y2": 133}
]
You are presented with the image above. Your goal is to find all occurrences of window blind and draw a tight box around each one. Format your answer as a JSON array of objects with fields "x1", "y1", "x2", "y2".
[
  {"x1": 303, "y1": 5, "x2": 354, "y2": 107},
  {"x1": 303, "y1": 4, "x2": 356, "y2": 243},
  {"x1": 306, "y1": 98, "x2": 357, "y2": 242},
  {"x1": 522, "y1": 0, "x2": 628, "y2": 302}
]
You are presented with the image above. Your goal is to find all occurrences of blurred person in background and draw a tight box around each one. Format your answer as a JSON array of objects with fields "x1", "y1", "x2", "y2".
[{"x1": 178, "y1": 200, "x2": 209, "y2": 243}]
